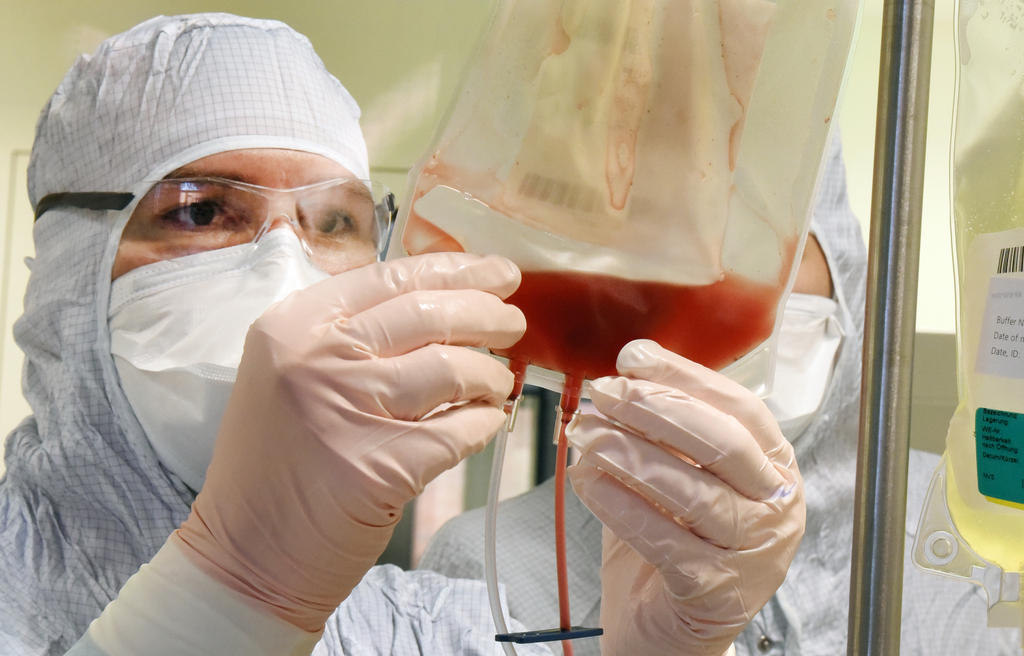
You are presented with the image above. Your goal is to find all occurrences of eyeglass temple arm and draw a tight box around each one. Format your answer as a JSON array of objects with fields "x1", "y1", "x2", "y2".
[
  {"x1": 34, "y1": 192, "x2": 134, "y2": 221},
  {"x1": 378, "y1": 192, "x2": 398, "y2": 260}
]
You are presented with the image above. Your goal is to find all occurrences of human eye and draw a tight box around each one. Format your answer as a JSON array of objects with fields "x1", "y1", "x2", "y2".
[
  {"x1": 160, "y1": 199, "x2": 223, "y2": 228},
  {"x1": 152, "y1": 182, "x2": 250, "y2": 232},
  {"x1": 305, "y1": 187, "x2": 375, "y2": 239},
  {"x1": 314, "y1": 209, "x2": 356, "y2": 236}
]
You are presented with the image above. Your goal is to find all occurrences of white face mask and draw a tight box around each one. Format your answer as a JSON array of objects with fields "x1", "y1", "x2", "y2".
[
  {"x1": 764, "y1": 292, "x2": 845, "y2": 439},
  {"x1": 108, "y1": 229, "x2": 329, "y2": 491}
]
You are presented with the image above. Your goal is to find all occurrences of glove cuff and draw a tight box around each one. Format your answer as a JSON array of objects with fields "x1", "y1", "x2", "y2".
[{"x1": 84, "y1": 536, "x2": 322, "y2": 656}]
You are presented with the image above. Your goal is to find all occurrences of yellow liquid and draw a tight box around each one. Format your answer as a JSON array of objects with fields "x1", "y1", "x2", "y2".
[
  {"x1": 941, "y1": 13, "x2": 1024, "y2": 573},
  {"x1": 944, "y1": 405, "x2": 1024, "y2": 572},
  {"x1": 942, "y1": 237, "x2": 1024, "y2": 574}
]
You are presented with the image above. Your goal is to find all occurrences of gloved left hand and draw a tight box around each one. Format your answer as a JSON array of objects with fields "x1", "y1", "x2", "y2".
[
  {"x1": 567, "y1": 339, "x2": 805, "y2": 656},
  {"x1": 82, "y1": 253, "x2": 529, "y2": 656}
]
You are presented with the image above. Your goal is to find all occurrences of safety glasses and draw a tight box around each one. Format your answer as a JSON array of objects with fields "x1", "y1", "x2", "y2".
[{"x1": 36, "y1": 176, "x2": 398, "y2": 272}]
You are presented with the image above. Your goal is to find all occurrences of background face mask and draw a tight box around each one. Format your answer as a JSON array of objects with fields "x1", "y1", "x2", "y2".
[
  {"x1": 765, "y1": 292, "x2": 844, "y2": 439},
  {"x1": 108, "y1": 229, "x2": 329, "y2": 491}
]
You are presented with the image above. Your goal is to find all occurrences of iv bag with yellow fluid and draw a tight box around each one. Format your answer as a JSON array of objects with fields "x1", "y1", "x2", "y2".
[
  {"x1": 394, "y1": 0, "x2": 861, "y2": 395},
  {"x1": 913, "y1": 0, "x2": 1024, "y2": 631}
]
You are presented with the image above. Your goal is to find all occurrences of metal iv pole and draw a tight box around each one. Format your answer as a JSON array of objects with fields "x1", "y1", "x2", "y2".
[{"x1": 847, "y1": 1, "x2": 935, "y2": 654}]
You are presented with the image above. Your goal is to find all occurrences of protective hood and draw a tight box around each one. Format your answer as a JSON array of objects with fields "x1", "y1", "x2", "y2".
[
  {"x1": 27, "y1": 13, "x2": 368, "y2": 204},
  {"x1": 1, "y1": 13, "x2": 367, "y2": 653}
]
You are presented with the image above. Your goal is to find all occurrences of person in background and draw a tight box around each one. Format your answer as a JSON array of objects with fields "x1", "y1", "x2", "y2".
[
  {"x1": 421, "y1": 137, "x2": 1022, "y2": 655},
  {"x1": 0, "y1": 13, "x2": 804, "y2": 656}
]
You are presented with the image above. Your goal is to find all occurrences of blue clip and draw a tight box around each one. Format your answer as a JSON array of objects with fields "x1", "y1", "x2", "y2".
[{"x1": 495, "y1": 627, "x2": 603, "y2": 644}]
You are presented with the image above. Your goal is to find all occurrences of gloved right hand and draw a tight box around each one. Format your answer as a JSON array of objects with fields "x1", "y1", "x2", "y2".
[
  {"x1": 567, "y1": 340, "x2": 805, "y2": 656},
  {"x1": 174, "y1": 252, "x2": 526, "y2": 632}
]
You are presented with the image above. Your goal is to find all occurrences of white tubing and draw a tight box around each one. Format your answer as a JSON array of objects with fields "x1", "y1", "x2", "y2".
[{"x1": 485, "y1": 416, "x2": 518, "y2": 656}]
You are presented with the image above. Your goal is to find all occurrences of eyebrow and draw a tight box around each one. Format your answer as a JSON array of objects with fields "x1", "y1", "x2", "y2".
[{"x1": 164, "y1": 167, "x2": 256, "y2": 184}]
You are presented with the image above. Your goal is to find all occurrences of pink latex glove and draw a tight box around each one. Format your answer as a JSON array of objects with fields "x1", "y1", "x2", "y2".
[
  {"x1": 174, "y1": 253, "x2": 526, "y2": 632},
  {"x1": 567, "y1": 340, "x2": 805, "y2": 656}
]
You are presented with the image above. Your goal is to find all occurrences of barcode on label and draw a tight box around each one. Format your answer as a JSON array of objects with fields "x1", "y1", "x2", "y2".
[{"x1": 998, "y1": 246, "x2": 1024, "y2": 274}]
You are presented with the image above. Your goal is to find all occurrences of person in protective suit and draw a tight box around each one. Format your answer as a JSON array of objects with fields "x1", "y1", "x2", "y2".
[{"x1": 2, "y1": 13, "x2": 804, "y2": 656}]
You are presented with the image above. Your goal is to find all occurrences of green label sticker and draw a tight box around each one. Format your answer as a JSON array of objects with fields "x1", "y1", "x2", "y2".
[{"x1": 976, "y1": 407, "x2": 1024, "y2": 503}]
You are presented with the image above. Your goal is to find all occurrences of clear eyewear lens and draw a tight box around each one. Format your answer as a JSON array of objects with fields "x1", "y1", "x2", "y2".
[{"x1": 141, "y1": 177, "x2": 395, "y2": 259}]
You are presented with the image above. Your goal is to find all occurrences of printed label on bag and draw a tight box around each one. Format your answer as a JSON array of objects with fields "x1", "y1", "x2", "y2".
[
  {"x1": 976, "y1": 277, "x2": 1024, "y2": 379},
  {"x1": 976, "y1": 407, "x2": 1024, "y2": 504}
]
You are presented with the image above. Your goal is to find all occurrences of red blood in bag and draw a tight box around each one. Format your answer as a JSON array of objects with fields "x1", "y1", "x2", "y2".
[{"x1": 494, "y1": 270, "x2": 781, "y2": 380}]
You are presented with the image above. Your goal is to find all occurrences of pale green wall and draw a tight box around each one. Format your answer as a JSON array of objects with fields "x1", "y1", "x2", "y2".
[
  {"x1": 1, "y1": 1, "x2": 961, "y2": 455},
  {"x1": 836, "y1": 1, "x2": 960, "y2": 454},
  {"x1": 838, "y1": 0, "x2": 958, "y2": 336}
]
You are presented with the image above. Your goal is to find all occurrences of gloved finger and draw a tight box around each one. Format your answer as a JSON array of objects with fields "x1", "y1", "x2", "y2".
[
  {"x1": 585, "y1": 375, "x2": 791, "y2": 501},
  {"x1": 569, "y1": 463, "x2": 747, "y2": 613},
  {"x1": 614, "y1": 339, "x2": 792, "y2": 464},
  {"x1": 567, "y1": 413, "x2": 766, "y2": 549},
  {"x1": 364, "y1": 402, "x2": 509, "y2": 508},
  {"x1": 337, "y1": 345, "x2": 515, "y2": 420},
  {"x1": 336, "y1": 289, "x2": 526, "y2": 358},
  {"x1": 310, "y1": 252, "x2": 521, "y2": 316},
  {"x1": 324, "y1": 402, "x2": 508, "y2": 525}
]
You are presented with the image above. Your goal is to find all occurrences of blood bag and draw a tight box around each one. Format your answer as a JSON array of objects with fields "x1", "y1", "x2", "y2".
[
  {"x1": 394, "y1": 0, "x2": 860, "y2": 394},
  {"x1": 395, "y1": 2, "x2": 861, "y2": 651},
  {"x1": 913, "y1": 0, "x2": 1024, "y2": 630}
]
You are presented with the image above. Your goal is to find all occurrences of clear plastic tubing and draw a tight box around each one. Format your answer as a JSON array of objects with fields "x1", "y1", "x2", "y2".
[
  {"x1": 485, "y1": 361, "x2": 527, "y2": 656},
  {"x1": 485, "y1": 414, "x2": 518, "y2": 656}
]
